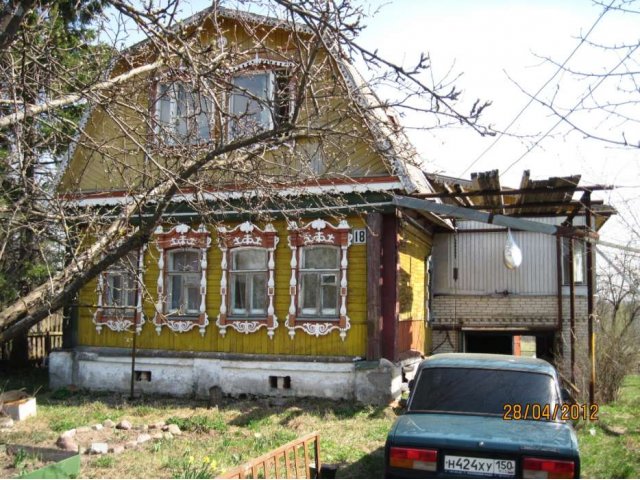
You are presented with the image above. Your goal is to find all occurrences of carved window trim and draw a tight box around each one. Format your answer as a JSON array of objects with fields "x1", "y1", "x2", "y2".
[
  {"x1": 93, "y1": 246, "x2": 146, "y2": 335},
  {"x1": 286, "y1": 219, "x2": 352, "y2": 341},
  {"x1": 216, "y1": 222, "x2": 279, "y2": 339},
  {"x1": 153, "y1": 224, "x2": 211, "y2": 336}
]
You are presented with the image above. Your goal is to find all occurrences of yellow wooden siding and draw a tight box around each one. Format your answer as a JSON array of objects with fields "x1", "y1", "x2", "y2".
[
  {"x1": 77, "y1": 216, "x2": 368, "y2": 356},
  {"x1": 398, "y1": 221, "x2": 431, "y2": 322},
  {"x1": 397, "y1": 220, "x2": 432, "y2": 355}
]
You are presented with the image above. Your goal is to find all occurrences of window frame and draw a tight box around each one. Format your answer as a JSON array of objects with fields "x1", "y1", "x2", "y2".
[
  {"x1": 561, "y1": 237, "x2": 586, "y2": 286},
  {"x1": 229, "y1": 247, "x2": 269, "y2": 316},
  {"x1": 286, "y1": 219, "x2": 352, "y2": 340},
  {"x1": 227, "y1": 59, "x2": 295, "y2": 140},
  {"x1": 166, "y1": 249, "x2": 202, "y2": 316},
  {"x1": 298, "y1": 246, "x2": 341, "y2": 317},
  {"x1": 154, "y1": 78, "x2": 214, "y2": 145},
  {"x1": 216, "y1": 222, "x2": 279, "y2": 339},
  {"x1": 153, "y1": 224, "x2": 211, "y2": 336},
  {"x1": 93, "y1": 247, "x2": 146, "y2": 335}
]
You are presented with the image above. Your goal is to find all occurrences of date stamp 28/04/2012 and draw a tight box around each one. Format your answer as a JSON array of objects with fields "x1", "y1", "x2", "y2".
[{"x1": 503, "y1": 403, "x2": 599, "y2": 421}]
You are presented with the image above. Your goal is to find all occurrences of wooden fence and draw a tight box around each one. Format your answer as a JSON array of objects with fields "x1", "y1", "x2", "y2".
[
  {"x1": 0, "y1": 313, "x2": 63, "y2": 364},
  {"x1": 217, "y1": 431, "x2": 321, "y2": 479}
]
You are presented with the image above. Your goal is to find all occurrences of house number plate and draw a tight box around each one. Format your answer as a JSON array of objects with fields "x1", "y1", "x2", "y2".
[{"x1": 352, "y1": 228, "x2": 366, "y2": 244}]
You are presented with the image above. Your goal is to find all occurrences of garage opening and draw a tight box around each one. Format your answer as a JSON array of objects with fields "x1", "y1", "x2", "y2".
[
  {"x1": 463, "y1": 331, "x2": 556, "y2": 360},
  {"x1": 465, "y1": 333, "x2": 513, "y2": 354}
]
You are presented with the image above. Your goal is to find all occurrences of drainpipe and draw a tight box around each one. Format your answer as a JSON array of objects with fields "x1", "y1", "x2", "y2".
[
  {"x1": 585, "y1": 193, "x2": 596, "y2": 406},
  {"x1": 569, "y1": 237, "x2": 576, "y2": 385},
  {"x1": 555, "y1": 235, "x2": 563, "y2": 356}
]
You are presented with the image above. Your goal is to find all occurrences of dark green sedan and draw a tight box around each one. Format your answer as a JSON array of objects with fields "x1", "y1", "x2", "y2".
[{"x1": 385, "y1": 354, "x2": 580, "y2": 479}]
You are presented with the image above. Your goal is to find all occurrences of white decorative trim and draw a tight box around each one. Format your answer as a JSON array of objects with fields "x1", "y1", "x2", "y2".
[
  {"x1": 229, "y1": 58, "x2": 295, "y2": 73},
  {"x1": 66, "y1": 181, "x2": 405, "y2": 207},
  {"x1": 153, "y1": 224, "x2": 211, "y2": 336},
  {"x1": 216, "y1": 222, "x2": 279, "y2": 339},
  {"x1": 286, "y1": 219, "x2": 352, "y2": 341},
  {"x1": 92, "y1": 246, "x2": 146, "y2": 335}
]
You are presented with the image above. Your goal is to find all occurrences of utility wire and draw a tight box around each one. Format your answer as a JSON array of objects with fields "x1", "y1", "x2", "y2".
[
  {"x1": 502, "y1": 40, "x2": 640, "y2": 175},
  {"x1": 459, "y1": 0, "x2": 615, "y2": 177}
]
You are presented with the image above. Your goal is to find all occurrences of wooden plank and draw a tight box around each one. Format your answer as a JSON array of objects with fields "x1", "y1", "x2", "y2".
[
  {"x1": 381, "y1": 213, "x2": 398, "y2": 361},
  {"x1": 313, "y1": 437, "x2": 321, "y2": 479},
  {"x1": 366, "y1": 212, "x2": 382, "y2": 360},
  {"x1": 303, "y1": 441, "x2": 310, "y2": 479}
]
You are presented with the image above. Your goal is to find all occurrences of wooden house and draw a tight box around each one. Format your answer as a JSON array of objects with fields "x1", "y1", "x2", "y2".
[
  {"x1": 49, "y1": 6, "x2": 438, "y2": 404},
  {"x1": 49, "y1": 6, "x2": 613, "y2": 403}
]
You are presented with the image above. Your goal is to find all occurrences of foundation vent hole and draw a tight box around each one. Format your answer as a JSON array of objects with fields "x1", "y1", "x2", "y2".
[
  {"x1": 269, "y1": 376, "x2": 291, "y2": 389},
  {"x1": 135, "y1": 370, "x2": 152, "y2": 382}
]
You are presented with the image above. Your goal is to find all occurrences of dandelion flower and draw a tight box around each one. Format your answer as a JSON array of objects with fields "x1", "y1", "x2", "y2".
[
  {"x1": 204, "y1": 456, "x2": 210, "y2": 464},
  {"x1": 210, "y1": 459, "x2": 218, "y2": 469},
  {"x1": 188, "y1": 455, "x2": 195, "y2": 464}
]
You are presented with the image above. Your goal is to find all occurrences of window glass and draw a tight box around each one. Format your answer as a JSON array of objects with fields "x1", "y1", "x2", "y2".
[
  {"x1": 302, "y1": 247, "x2": 339, "y2": 269},
  {"x1": 157, "y1": 82, "x2": 212, "y2": 143},
  {"x1": 562, "y1": 238, "x2": 586, "y2": 285},
  {"x1": 230, "y1": 249, "x2": 268, "y2": 316},
  {"x1": 167, "y1": 250, "x2": 201, "y2": 315},
  {"x1": 104, "y1": 253, "x2": 137, "y2": 309},
  {"x1": 299, "y1": 246, "x2": 340, "y2": 317},
  {"x1": 230, "y1": 73, "x2": 272, "y2": 137},
  {"x1": 232, "y1": 249, "x2": 267, "y2": 270}
]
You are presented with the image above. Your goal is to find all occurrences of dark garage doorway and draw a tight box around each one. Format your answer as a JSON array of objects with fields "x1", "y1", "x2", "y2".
[
  {"x1": 465, "y1": 333, "x2": 513, "y2": 354},
  {"x1": 463, "y1": 331, "x2": 556, "y2": 360}
]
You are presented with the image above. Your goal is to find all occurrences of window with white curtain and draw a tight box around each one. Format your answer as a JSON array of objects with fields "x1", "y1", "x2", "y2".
[
  {"x1": 230, "y1": 248, "x2": 268, "y2": 316},
  {"x1": 299, "y1": 246, "x2": 340, "y2": 317}
]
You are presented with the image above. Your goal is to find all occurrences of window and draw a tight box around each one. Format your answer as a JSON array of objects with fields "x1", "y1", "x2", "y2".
[
  {"x1": 229, "y1": 69, "x2": 291, "y2": 139},
  {"x1": 156, "y1": 81, "x2": 213, "y2": 144},
  {"x1": 216, "y1": 222, "x2": 279, "y2": 339},
  {"x1": 286, "y1": 219, "x2": 352, "y2": 340},
  {"x1": 153, "y1": 224, "x2": 211, "y2": 336},
  {"x1": 104, "y1": 261, "x2": 136, "y2": 312},
  {"x1": 167, "y1": 250, "x2": 202, "y2": 315},
  {"x1": 561, "y1": 237, "x2": 585, "y2": 285},
  {"x1": 230, "y1": 248, "x2": 268, "y2": 316},
  {"x1": 299, "y1": 246, "x2": 340, "y2": 317},
  {"x1": 93, "y1": 249, "x2": 145, "y2": 334}
]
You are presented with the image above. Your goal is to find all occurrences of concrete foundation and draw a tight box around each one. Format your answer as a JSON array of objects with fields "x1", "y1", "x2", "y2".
[{"x1": 49, "y1": 349, "x2": 403, "y2": 405}]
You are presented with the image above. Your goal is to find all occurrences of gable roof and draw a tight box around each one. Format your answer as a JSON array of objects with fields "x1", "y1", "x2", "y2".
[{"x1": 57, "y1": 4, "x2": 434, "y2": 197}]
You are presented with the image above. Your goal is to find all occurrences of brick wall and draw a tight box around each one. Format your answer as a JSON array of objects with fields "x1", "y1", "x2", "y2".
[{"x1": 430, "y1": 294, "x2": 589, "y2": 380}]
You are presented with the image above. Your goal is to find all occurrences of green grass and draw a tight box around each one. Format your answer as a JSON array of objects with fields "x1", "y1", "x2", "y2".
[
  {"x1": 4, "y1": 366, "x2": 637, "y2": 479},
  {"x1": 578, "y1": 375, "x2": 640, "y2": 478},
  {"x1": 165, "y1": 414, "x2": 228, "y2": 433}
]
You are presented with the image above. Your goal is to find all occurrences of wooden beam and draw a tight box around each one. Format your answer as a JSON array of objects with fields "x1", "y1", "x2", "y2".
[
  {"x1": 413, "y1": 184, "x2": 615, "y2": 199},
  {"x1": 393, "y1": 195, "x2": 559, "y2": 235},
  {"x1": 366, "y1": 212, "x2": 382, "y2": 361}
]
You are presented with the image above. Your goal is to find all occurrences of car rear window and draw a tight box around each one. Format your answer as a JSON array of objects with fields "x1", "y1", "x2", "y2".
[{"x1": 408, "y1": 367, "x2": 559, "y2": 417}]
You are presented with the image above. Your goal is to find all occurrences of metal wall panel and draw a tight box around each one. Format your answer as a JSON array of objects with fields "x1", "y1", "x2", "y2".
[{"x1": 432, "y1": 223, "x2": 565, "y2": 295}]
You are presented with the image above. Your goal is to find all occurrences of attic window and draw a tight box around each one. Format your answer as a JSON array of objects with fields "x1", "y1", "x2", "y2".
[
  {"x1": 156, "y1": 81, "x2": 213, "y2": 144},
  {"x1": 228, "y1": 62, "x2": 294, "y2": 139}
]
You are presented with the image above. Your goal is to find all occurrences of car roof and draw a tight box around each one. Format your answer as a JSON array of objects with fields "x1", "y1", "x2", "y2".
[{"x1": 418, "y1": 353, "x2": 558, "y2": 376}]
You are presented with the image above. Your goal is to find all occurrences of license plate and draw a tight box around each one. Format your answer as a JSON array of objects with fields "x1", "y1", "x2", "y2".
[{"x1": 444, "y1": 455, "x2": 516, "y2": 477}]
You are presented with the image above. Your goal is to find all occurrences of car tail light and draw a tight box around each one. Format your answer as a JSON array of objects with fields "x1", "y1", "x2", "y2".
[
  {"x1": 523, "y1": 457, "x2": 575, "y2": 479},
  {"x1": 389, "y1": 447, "x2": 437, "y2": 471}
]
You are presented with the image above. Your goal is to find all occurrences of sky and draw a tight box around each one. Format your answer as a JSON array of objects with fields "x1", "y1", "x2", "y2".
[{"x1": 105, "y1": 0, "x2": 640, "y2": 244}]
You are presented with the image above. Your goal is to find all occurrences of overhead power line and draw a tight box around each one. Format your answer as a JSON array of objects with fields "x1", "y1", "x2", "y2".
[{"x1": 458, "y1": 0, "x2": 615, "y2": 177}]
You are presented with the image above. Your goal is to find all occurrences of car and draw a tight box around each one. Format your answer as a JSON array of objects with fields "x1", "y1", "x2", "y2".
[{"x1": 384, "y1": 353, "x2": 580, "y2": 479}]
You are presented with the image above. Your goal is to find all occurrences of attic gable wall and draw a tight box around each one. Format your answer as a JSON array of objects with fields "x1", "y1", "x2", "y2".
[{"x1": 59, "y1": 13, "x2": 396, "y2": 195}]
